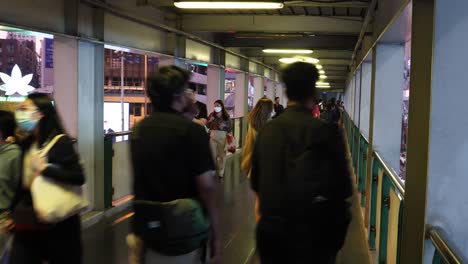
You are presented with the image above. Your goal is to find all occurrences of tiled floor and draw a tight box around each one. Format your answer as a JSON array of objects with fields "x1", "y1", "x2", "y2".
[
  {"x1": 82, "y1": 174, "x2": 258, "y2": 264},
  {"x1": 82, "y1": 149, "x2": 371, "y2": 264}
]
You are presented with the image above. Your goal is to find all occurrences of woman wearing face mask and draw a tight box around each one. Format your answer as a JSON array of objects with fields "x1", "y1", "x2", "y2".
[
  {"x1": 241, "y1": 98, "x2": 273, "y2": 223},
  {"x1": 10, "y1": 93, "x2": 85, "y2": 264},
  {"x1": 207, "y1": 100, "x2": 232, "y2": 178}
]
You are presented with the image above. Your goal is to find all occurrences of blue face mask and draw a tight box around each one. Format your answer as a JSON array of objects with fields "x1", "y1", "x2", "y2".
[{"x1": 15, "y1": 111, "x2": 39, "y2": 132}]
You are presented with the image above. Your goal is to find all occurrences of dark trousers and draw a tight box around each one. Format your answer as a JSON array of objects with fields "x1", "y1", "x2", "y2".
[
  {"x1": 9, "y1": 215, "x2": 82, "y2": 264},
  {"x1": 256, "y1": 217, "x2": 338, "y2": 264}
]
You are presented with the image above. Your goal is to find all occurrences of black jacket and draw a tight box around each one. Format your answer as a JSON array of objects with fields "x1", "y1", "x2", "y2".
[
  {"x1": 251, "y1": 106, "x2": 352, "y2": 249},
  {"x1": 12, "y1": 135, "x2": 85, "y2": 225}
]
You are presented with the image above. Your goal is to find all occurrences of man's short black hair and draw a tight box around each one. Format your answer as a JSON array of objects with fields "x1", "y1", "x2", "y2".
[
  {"x1": 274, "y1": 97, "x2": 280, "y2": 101},
  {"x1": 0, "y1": 110, "x2": 16, "y2": 140},
  {"x1": 281, "y1": 62, "x2": 319, "y2": 103},
  {"x1": 146, "y1": 66, "x2": 191, "y2": 111}
]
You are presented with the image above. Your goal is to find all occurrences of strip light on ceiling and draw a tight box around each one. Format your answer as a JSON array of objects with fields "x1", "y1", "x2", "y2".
[
  {"x1": 263, "y1": 49, "x2": 313, "y2": 54},
  {"x1": 278, "y1": 57, "x2": 319, "y2": 64},
  {"x1": 174, "y1": 1, "x2": 284, "y2": 9},
  {"x1": 319, "y1": 70, "x2": 325, "y2": 74},
  {"x1": 316, "y1": 81, "x2": 330, "y2": 88}
]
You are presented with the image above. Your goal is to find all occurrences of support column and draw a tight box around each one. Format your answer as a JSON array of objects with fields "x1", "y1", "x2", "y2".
[
  {"x1": 234, "y1": 71, "x2": 248, "y2": 118},
  {"x1": 53, "y1": 37, "x2": 78, "y2": 138},
  {"x1": 364, "y1": 48, "x2": 377, "y2": 228},
  {"x1": 52, "y1": 36, "x2": 105, "y2": 211},
  {"x1": 373, "y1": 44, "x2": 405, "y2": 171},
  {"x1": 253, "y1": 76, "x2": 265, "y2": 105},
  {"x1": 276, "y1": 83, "x2": 286, "y2": 106},
  {"x1": 207, "y1": 65, "x2": 224, "y2": 109},
  {"x1": 266, "y1": 79, "x2": 275, "y2": 101}
]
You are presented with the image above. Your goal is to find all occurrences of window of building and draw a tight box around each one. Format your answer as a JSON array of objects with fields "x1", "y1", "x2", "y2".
[
  {"x1": 6, "y1": 43, "x2": 14, "y2": 53},
  {"x1": 0, "y1": 28, "x2": 54, "y2": 109}
]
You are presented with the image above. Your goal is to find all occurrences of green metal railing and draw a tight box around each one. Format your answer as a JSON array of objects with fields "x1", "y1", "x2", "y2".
[
  {"x1": 427, "y1": 226, "x2": 463, "y2": 264},
  {"x1": 343, "y1": 112, "x2": 405, "y2": 263},
  {"x1": 343, "y1": 111, "x2": 465, "y2": 264}
]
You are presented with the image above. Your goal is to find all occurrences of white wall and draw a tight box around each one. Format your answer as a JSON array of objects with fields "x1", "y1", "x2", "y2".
[
  {"x1": 360, "y1": 63, "x2": 372, "y2": 138},
  {"x1": 424, "y1": 0, "x2": 468, "y2": 261},
  {"x1": 373, "y1": 44, "x2": 404, "y2": 171}
]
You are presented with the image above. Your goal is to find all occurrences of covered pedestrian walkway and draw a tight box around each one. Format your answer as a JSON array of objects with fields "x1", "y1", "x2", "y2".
[{"x1": 0, "y1": 0, "x2": 467, "y2": 263}]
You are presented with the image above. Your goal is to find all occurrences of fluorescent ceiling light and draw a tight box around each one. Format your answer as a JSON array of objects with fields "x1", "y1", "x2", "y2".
[
  {"x1": 319, "y1": 75, "x2": 327, "y2": 79},
  {"x1": 278, "y1": 57, "x2": 319, "y2": 64},
  {"x1": 319, "y1": 70, "x2": 325, "y2": 74},
  {"x1": 263, "y1": 49, "x2": 313, "y2": 54},
  {"x1": 174, "y1": 1, "x2": 284, "y2": 9},
  {"x1": 279, "y1": 58, "x2": 300, "y2": 64},
  {"x1": 316, "y1": 83, "x2": 330, "y2": 86},
  {"x1": 316, "y1": 65, "x2": 323, "y2": 69}
]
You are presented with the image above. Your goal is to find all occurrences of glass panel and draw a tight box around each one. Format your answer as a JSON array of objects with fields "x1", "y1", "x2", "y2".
[
  {"x1": 103, "y1": 47, "x2": 160, "y2": 141},
  {"x1": 400, "y1": 40, "x2": 411, "y2": 180},
  {"x1": 0, "y1": 27, "x2": 54, "y2": 111},
  {"x1": 224, "y1": 70, "x2": 236, "y2": 118}
]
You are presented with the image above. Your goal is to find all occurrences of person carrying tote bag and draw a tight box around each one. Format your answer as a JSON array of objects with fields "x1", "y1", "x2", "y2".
[
  {"x1": 10, "y1": 93, "x2": 86, "y2": 264},
  {"x1": 30, "y1": 134, "x2": 88, "y2": 223}
]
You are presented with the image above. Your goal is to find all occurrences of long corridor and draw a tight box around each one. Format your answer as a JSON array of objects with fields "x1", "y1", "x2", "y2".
[{"x1": 82, "y1": 154, "x2": 371, "y2": 264}]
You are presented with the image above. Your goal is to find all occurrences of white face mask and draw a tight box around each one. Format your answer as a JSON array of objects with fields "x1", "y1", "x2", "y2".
[{"x1": 214, "y1": 106, "x2": 222, "y2": 113}]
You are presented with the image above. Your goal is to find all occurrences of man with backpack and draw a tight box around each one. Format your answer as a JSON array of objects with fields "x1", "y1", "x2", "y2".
[
  {"x1": 250, "y1": 62, "x2": 353, "y2": 263},
  {"x1": 130, "y1": 66, "x2": 221, "y2": 263}
]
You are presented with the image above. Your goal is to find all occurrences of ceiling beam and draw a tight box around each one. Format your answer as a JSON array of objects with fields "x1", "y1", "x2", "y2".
[
  {"x1": 219, "y1": 35, "x2": 357, "y2": 49},
  {"x1": 147, "y1": 0, "x2": 368, "y2": 8},
  {"x1": 262, "y1": 57, "x2": 351, "y2": 65},
  {"x1": 242, "y1": 49, "x2": 353, "y2": 59},
  {"x1": 285, "y1": 1, "x2": 368, "y2": 8},
  {"x1": 181, "y1": 15, "x2": 363, "y2": 34}
]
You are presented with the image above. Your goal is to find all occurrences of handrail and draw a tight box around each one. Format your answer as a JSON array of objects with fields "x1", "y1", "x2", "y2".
[
  {"x1": 361, "y1": 134, "x2": 369, "y2": 145},
  {"x1": 427, "y1": 225, "x2": 463, "y2": 264},
  {"x1": 104, "y1": 131, "x2": 133, "y2": 138},
  {"x1": 373, "y1": 151, "x2": 405, "y2": 196}
]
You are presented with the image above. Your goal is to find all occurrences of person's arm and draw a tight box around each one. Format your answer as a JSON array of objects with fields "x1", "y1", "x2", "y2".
[
  {"x1": 0, "y1": 148, "x2": 21, "y2": 210},
  {"x1": 40, "y1": 136, "x2": 85, "y2": 186},
  {"x1": 193, "y1": 118, "x2": 207, "y2": 126},
  {"x1": 206, "y1": 113, "x2": 214, "y2": 128},
  {"x1": 194, "y1": 104, "x2": 208, "y2": 125},
  {"x1": 188, "y1": 125, "x2": 221, "y2": 262}
]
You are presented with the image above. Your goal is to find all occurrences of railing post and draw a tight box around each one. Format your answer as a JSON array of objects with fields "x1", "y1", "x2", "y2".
[
  {"x1": 103, "y1": 136, "x2": 114, "y2": 209},
  {"x1": 400, "y1": 0, "x2": 435, "y2": 262}
]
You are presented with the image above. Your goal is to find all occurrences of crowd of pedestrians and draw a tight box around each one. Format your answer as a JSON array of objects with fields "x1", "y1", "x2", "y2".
[{"x1": 0, "y1": 62, "x2": 352, "y2": 264}]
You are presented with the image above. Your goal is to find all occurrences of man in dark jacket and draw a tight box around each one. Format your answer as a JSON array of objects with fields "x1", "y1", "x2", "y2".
[
  {"x1": 130, "y1": 66, "x2": 221, "y2": 263},
  {"x1": 250, "y1": 62, "x2": 353, "y2": 264},
  {"x1": 273, "y1": 97, "x2": 284, "y2": 118}
]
